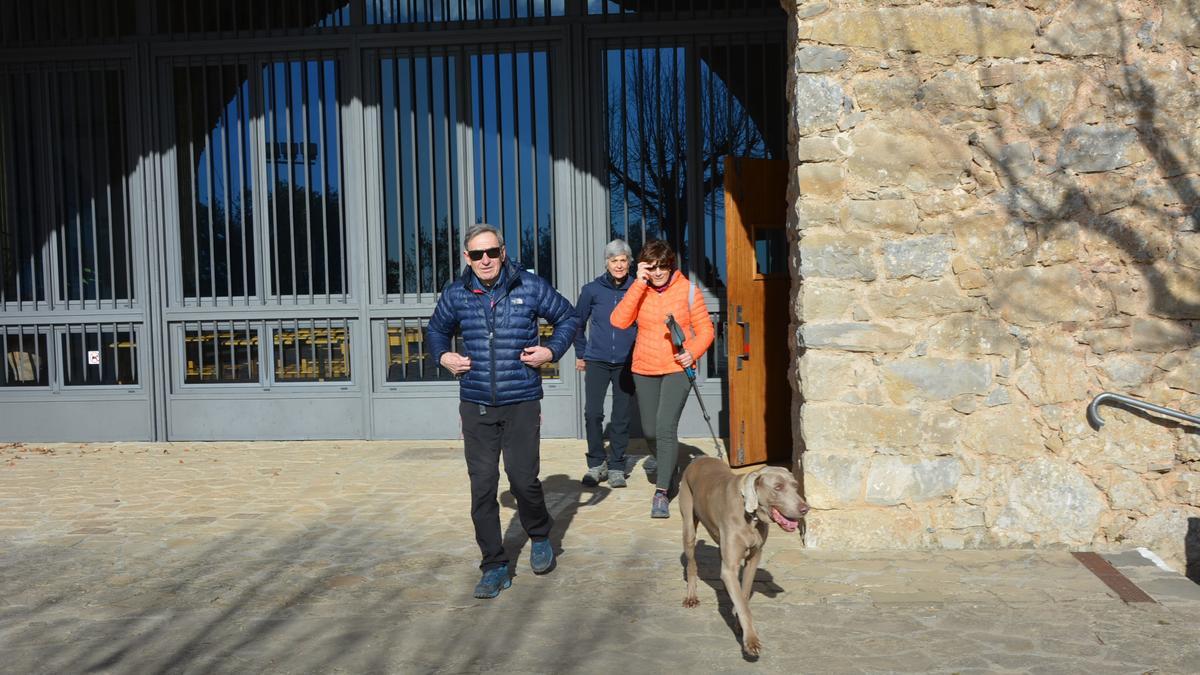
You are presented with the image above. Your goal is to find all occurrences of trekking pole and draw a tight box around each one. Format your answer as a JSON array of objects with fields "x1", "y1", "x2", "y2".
[{"x1": 665, "y1": 313, "x2": 726, "y2": 461}]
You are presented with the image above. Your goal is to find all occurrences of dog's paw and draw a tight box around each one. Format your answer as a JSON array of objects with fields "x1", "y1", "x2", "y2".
[
  {"x1": 682, "y1": 596, "x2": 699, "y2": 608},
  {"x1": 743, "y1": 633, "x2": 762, "y2": 657}
]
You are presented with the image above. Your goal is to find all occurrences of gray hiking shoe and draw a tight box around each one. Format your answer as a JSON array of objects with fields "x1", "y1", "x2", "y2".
[
  {"x1": 581, "y1": 465, "x2": 608, "y2": 487},
  {"x1": 651, "y1": 491, "x2": 670, "y2": 518},
  {"x1": 608, "y1": 466, "x2": 627, "y2": 488}
]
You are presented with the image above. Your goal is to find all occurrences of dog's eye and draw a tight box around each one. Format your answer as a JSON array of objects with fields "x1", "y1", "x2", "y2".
[{"x1": 774, "y1": 484, "x2": 782, "y2": 491}]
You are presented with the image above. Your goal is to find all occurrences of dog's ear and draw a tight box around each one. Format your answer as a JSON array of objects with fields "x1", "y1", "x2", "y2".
[{"x1": 742, "y1": 470, "x2": 762, "y2": 514}]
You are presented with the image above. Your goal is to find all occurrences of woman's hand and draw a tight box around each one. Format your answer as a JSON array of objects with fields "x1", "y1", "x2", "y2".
[
  {"x1": 674, "y1": 349, "x2": 694, "y2": 369},
  {"x1": 637, "y1": 261, "x2": 652, "y2": 284}
]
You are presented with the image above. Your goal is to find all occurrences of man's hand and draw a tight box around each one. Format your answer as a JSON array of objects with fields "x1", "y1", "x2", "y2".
[
  {"x1": 673, "y1": 349, "x2": 695, "y2": 369},
  {"x1": 520, "y1": 345, "x2": 554, "y2": 368},
  {"x1": 575, "y1": 358, "x2": 586, "y2": 372},
  {"x1": 440, "y1": 352, "x2": 472, "y2": 375}
]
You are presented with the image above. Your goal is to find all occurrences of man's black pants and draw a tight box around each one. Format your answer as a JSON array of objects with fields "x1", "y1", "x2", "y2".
[{"x1": 460, "y1": 399, "x2": 552, "y2": 571}]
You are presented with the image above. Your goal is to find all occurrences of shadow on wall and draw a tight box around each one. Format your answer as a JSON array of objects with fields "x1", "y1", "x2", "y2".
[{"x1": 1188, "y1": 517, "x2": 1200, "y2": 583}]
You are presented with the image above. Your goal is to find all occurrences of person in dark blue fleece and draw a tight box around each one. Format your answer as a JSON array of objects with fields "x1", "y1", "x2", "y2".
[
  {"x1": 573, "y1": 239, "x2": 638, "y2": 489},
  {"x1": 427, "y1": 223, "x2": 580, "y2": 599}
]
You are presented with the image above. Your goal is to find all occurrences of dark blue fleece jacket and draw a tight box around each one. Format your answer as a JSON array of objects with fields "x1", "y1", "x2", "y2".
[{"x1": 573, "y1": 272, "x2": 637, "y2": 364}]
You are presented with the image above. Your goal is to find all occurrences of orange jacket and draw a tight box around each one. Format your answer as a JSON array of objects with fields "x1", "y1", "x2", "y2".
[{"x1": 610, "y1": 271, "x2": 715, "y2": 376}]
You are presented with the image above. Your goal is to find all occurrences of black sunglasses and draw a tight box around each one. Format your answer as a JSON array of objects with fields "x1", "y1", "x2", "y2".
[{"x1": 466, "y1": 247, "x2": 502, "y2": 261}]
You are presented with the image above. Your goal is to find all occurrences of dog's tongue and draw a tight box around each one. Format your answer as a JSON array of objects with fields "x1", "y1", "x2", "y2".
[{"x1": 771, "y1": 507, "x2": 799, "y2": 532}]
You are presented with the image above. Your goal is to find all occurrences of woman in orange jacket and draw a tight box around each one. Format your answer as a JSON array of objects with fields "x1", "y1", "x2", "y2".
[{"x1": 610, "y1": 240, "x2": 714, "y2": 518}]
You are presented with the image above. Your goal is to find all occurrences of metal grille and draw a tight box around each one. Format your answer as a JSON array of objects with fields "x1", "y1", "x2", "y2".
[
  {"x1": 271, "y1": 318, "x2": 351, "y2": 382},
  {"x1": 469, "y1": 45, "x2": 555, "y2": 281},
  {"x1": 181, "y1": 320, "x2": 261, "y2": 384},
  {"x1": 367, "y1": 0, "x2": 566, "y2": 24},
  {"x1": 379, "y1": 49, "x2": 463, "y2": 297},
  {"x1": 262, "y1": 57, "x2": 348, "y2": 300},
  {"x1": 173, "y1": 55, "x2": 348, "y2": 304},
  {"x1": 587, "y1": 0, "x2": 778, "y2": 18},
  {"x1": 603, "y1": 35, "x2": 783, "y2": 293},
  {"x1": 155, "y1": 1, "x2": 352, "y2": 37},
  {"x1": 60, "y1": 322, "x2": 139, "y2": 386},
  {"x1": 382, "y1": 317, "x2": 458, "y2": 382},
  {"x1": 1, "y1": 327, "x2": 49, "y2": 387},
  {"x1": 0, "y1": 1, "x2": 137, "y2": 45},
  {"x1": 1, "y1": 66, "x2": 135, "y2": 309}
]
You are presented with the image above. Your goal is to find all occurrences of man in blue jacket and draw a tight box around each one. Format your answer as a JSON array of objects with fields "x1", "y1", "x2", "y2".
[
  {"x1": 573, "y1": 239, "x2": 638, "y2": 488},
  {"x1": 428, "y1": 223, "x2": 580, "y2": 599}
]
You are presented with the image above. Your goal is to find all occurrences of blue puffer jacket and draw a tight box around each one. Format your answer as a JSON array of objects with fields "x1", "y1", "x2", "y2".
[
  {"x1": 428, "y1": 260, "x2": 579, "y2": 406},
  {"x1": 573, "y1": 272, "x2": 637, "y2": 364}
]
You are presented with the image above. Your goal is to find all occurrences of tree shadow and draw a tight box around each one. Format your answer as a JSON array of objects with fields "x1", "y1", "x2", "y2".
[{"x1": 500, "y1": 473, "x2": 611, "y2": 568}]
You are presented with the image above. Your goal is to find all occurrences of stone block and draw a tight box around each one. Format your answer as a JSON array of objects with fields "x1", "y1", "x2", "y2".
[
  {"x1": 1105, "y1": 471, "x2": 1156, "y2": 513},
  {"x1": 1163, "y1": 0, "x2": 1200, "y2": 48},
  {"x1": 1174, "y1": 472, "x2": 1200, "y2": 506},
  {"x1": 1097, "y1": 353, "x2": 1158, "y2": 391},
  {"x1": 931, "y1": 504, "x2": 987, "y2": 530},
  {"x1": 846, "y1": 117, "x2": 971, "y2": 192},
  {"x1": 801, "y1": 6, "x2": 1038, "y2": 58},
  {"x1": 795, "y1": 136, "x2": 847, "y2": 163},
  {"x1": 802, "y1": 450, "x2": 867, "y2": 506},
  {"x1": 793, "y1": 74, "x2": 846, "y2": 136},
  {"x1": 843, "y1": 199, "x2": 919, "y2": 234},
  {"x1": 918, "y1": 70, "x2": 988, "y2": 108},
  {"x1": 1131, "y1": 318, "x2": 1195, "y2": 353},
  {"x1": 928, "y1": 315, "x2": 1019, "y2": 359},
  {"x1": 868, "y1": 279, "x2": 978, "y2": 319},
  {"x1": 1036, "y1": 0, "x2": 1135, "y2": 57},
  {"x1": 800, "y1": 231, "x2": 877, "y2": 280},
  {"x1": 800, "y1": 282, "x2": 856, "y2": 321},
  {"x1": 852, "y1": 73, "x2": 920, "y2": 111},
  {"x1": 802, "y1": 351, "x2": 872, "y2": 401},
  {"x1": 882, "y1": 357, "x2": 992, "y2": 403},
  {"x1": 883, "y1": 235, "x2": 953, "y2": 280},
  {"x1": 803, "y1": 508, "x2": 926, "y2": 549},
  {"x1": 994, "y1": 457, "x2": 1107, "y2": 546},
  {"x1": 992, "y1": 65, "x2": 1080, "y2": 130},
  {"x1": 865, "y1": 455, "x2": 962, "y2": 505},
  {"x1": 795, "y1": 45, "x2": 849, "y2": 73},
  {"x1": 990, "y1": 266, "x2": 1106, "y2": 327},
  {"x1": 800, "y1": 322, "x2": 913, "y2": 353},
  {"x1": 1066, "y1": 411, "x2": 1177, "y2": 474},
  {"x1": 796, "y1": 163, "x2": 846, "y2": 198},
  {"x1": 960, "y1": 405, "x2": 1045, "y2": 459},
  {"x1": 1164, "y1": 352, "x2": 1200, "y2": 394},
  {"x1": 1013, "y1": 336, "x2": 1093, "y2": 405},
  {"x1": 1056, "y1": 125, "x2": 1148, "y2": 174},
  {"x1": 802, "y1": 403, "x2": 923, "y2": 448},
  {"x1": 950, "y1": 210, "x2": 1029, "y2": 268}
]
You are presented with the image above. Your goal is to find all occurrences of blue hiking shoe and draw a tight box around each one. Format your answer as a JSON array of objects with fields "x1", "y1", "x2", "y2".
[
  {"x1": 651, "y1": 491, "x2": 670, "y2": 519},
  {"x1": 473, "y1": 566, "x2": 511, "y2": 599},
  {"x1": 530, "y1": 538, "x2": 556, "y2": 575}
]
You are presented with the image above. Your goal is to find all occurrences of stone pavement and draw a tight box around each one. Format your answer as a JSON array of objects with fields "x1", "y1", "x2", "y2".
[{"x1": 2, "y1": 439, "x2": 1199, "y2": 674}]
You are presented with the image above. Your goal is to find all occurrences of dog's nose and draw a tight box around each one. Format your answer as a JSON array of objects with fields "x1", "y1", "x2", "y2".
[{"x1": 798, "y1": 503, "x2": 810, "y2": 517}]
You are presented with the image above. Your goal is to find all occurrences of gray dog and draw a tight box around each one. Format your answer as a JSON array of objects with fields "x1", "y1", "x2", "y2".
[{"x1": 678, "y1": 457, "x2": 809, "y2": 656}]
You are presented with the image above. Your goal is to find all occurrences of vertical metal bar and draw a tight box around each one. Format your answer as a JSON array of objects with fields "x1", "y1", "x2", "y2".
[
  {"x1": 97, "y1": 69, "x2": 118, "y2": 308},
  {"x1": 235, "y1": 64, "x2": 251, "y2": 303},
  {"x1": 300, "y1": 58, "x2": 315, "y2": 301},
  {"x1": 442, "y1": 52, "x2": 455, "y2": 288},
  {"x1": 424, "y1": 48, "x2": 437, "y2": 290},
  {"x1": 636, "y1": 46, "x2": 647, "y2": 246},
  {"x1": 492, "y1": 49, "x2": 504, "y2": 240},
  {"x1": 284, "y1": 58, "x2": 299, "y2": 301},
  {"x1": 264, "y1": 62, "x2": 283, "y2": 302},
  {"x1": 475, "y1": 52, "x2": 488, "y2": 225},
  {"x1": 18, "y1": 74, "x2": 39, "y2": 307},
  {"x1": 331, "y1": 59, "x2": 347, "y2": 301},
  {"x1": 391, "y1": 52, "x2": 406, "y2": 294},
  {"x1": 64, "y1": 324, "x2": 75, "y2": 384},
  {"x1": 184, "y1": 63, "x2": 202, "y2": 301},
  {"x1": 201, "y1": 59, "x2": 219, "y2": 302},
  {"x1": 64, "y1": 71, "x2": 87, "y2": 308},
  {"x1": 619, "y1": 43, "x2": 628, "y2": 240},
  {"x1": 80, "y1": 69, "x2": 101, "y2": 307},
  {"x1": 706, "y1": 36, "x2": 718, "y2": 287},
  {"x1": 217, "y1": 62, "x2": 234, "y2": 303},
  {"x1": 316, "y1": 57, "x2": 332, "y2": 302},
  {"x1": 527, "y1": 46, "x2": 539, "y2": 273},
  {"x1": 408, "y1": 54, "x2": 422, "y2": 291},
  {"x1": 510, "y1": 45, "x2": 522, "y2": 270}
]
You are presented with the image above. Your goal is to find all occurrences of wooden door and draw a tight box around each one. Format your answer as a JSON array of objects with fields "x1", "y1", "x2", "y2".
[{"x1": 724, "y1": 157, "x2": 790, "y2": 467}]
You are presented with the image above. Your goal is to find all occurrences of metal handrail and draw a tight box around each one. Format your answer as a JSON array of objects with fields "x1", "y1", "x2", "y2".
[{"x1": 1087, "y1": 392, "x2": 1200, "y2": 429}]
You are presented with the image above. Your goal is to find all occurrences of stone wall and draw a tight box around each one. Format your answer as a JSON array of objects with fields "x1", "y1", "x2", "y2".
[{"x1": 786, "y1": 0, "x2": 1200, "y2": 575}]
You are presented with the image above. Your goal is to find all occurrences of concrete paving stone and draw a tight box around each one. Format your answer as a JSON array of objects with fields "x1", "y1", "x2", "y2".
[{"x1": 3, "y1": 439, "x2": 1200, "y2": 673}]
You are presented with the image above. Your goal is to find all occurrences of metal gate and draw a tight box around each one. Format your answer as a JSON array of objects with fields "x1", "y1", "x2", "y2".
[{"x1": 0, "y1": 0, "x2": 784, "y2": 441}]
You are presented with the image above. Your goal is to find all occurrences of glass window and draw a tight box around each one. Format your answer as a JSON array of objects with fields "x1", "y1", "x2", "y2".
[
  {"x1": 754, "y1": 226, "x2": 787, "y2": 277},
  {"x1": 182, "y1": 322, "x2": 261, "y2": 384},
  {"x1": 61, "y1": 324, "x2": 138, "y2": 386},
  {"x1": 367, "y1": 0, "x2": 565, "y2": 24},
  {"x1": 271, "y1": 319, "x2": 350, "y2": 383},
  {"x1": 1, "y1": 329, "x2": 49, "y2": 387},
  {"x1": 0, "y1": 71, "x2": 47, "y2": 305}
]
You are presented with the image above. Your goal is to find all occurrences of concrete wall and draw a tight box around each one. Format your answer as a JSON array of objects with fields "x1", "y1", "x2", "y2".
[{"x1": 786, "y1": 0, "x2": 1200, "y2": 575}]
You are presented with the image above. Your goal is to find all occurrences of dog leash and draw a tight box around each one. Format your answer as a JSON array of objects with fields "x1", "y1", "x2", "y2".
[{"x1": 665, "y1": 312, "x2": 726, "y2": 461}]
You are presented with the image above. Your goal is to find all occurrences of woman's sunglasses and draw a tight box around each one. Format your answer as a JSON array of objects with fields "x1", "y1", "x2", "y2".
[
  {"x1": 466, "y1": 247, "x2": 502, "y2": 261},
  {"x1": 644, "y1": 263, "x2": 671, "y2": 271}
]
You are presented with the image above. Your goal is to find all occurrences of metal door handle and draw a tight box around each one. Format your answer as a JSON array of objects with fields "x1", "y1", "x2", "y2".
[{"x1": 735, "y1": 305, "x2": 750, "y2": 370}]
